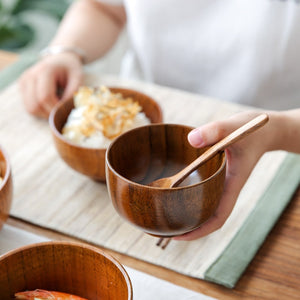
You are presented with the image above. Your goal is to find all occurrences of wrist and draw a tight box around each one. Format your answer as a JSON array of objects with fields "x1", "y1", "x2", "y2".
[
  {"x1": 39, "y1": 45, "x2": 87, "y2": 64},
  {"x1": 264, "y1": 110, "x2": 293, "y2": 152},
  {"x1": 278, "y1": 109, "x2": 300, "y2": 153}
]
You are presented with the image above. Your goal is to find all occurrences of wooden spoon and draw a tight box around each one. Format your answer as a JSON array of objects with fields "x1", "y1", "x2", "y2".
[{"x1": 149, "y1": 113, "x2": 269, "y2": 189}]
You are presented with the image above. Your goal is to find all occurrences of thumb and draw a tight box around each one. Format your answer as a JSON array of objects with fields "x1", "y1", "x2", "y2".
[
  {"x1": 188, "y1": 112, "x2": 262, "y2": 148},
  {"x1": 188, "y1": 120, "x2": 236, "y2": 148}
]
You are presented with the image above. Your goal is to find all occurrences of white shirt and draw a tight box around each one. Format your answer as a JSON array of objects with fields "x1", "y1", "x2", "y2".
[{"x1": 100, "y1": 0, "x2": 300, "y2": 110}]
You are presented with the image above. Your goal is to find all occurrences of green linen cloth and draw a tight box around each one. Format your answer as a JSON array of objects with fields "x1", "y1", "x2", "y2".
[{"x1": 205, "y1": 153, "x2": 300, "y2": 287}]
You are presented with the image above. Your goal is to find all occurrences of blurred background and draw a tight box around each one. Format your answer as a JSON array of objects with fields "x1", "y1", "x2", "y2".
[{"x1": 0, "y1": 0, "x2": 126, "y2": 74}]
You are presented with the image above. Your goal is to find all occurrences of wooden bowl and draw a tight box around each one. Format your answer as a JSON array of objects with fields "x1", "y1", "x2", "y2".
[
  {"x1": 0, "y1": 241, "x2": 132, "y2": 299},
  {"x1": 0, "y1": 145, "x2": 12, "y2": 230},
  {"x1": 106, "y1": 123, "x2": 226, "y2": 237},
  {"x1": 49, "y1": 87, "x2": 163, "y2": 181}
]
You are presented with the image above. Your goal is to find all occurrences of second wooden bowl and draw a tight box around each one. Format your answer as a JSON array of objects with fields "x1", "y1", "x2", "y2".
[
  {"x1": 106, "y1": 124, "x2": 226, "y2": 237},
  {"x1": 0, "y1": 241, "x2": 132, "y2": 299},
  {"x1": 49, "y1": 87, "x2": 163, "y2": 181},
  {"x1": 0, "y1": 145, "x2": 12, "y2": 231}
]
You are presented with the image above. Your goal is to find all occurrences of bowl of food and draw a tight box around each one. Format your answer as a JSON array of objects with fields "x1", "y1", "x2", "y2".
[
  {"x1": 0, "y1": 241, "x2": 132, "y2": 299},
  {"x1": 0, "y1": 145, "x2": 13, "y2": 230},
  {"x1": 106, "y1": 123, "x2": 226, "y2": 237},
  {"x1": 49, "y1": 86, "x2": 163, "y2": 181}
]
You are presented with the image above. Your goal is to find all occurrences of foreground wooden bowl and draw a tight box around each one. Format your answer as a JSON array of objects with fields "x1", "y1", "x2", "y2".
[
  {"x1": 0, "y1": 241, "x2": 132, "y2": 299},
  {"x1": 106, "y1": 124, "x2": 226, "y2": 237},
  {"x1": 0, "y1": 145, "x2": 12, "y2": 230},
  {"x1": 49, "y1": 87, "x2": 163, "y2": 181}
]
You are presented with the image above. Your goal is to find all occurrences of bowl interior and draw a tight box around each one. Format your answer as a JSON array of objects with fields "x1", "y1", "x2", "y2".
[
  {"x1": 0, "y1": 242, "x2": 132, "y2": 300},
  {"x1": 51, "y1": 96, "x2": 74, "y2": 141},
  {"x1": 107, "y1": 124, "x2": 224, "y2": 187},
  {"x1": 110, "y1": 87, "x2": 163, "y2": 124}
]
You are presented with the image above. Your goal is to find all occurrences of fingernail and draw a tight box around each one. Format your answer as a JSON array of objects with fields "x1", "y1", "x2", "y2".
[{"x1": 188, "y1": 129, "x2": 204, "y2": 147}]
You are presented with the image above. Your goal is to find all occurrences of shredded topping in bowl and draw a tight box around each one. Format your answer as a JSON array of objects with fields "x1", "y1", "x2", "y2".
[{"x1": 62, "y1": 86, "x2": 150, "y2": 148}]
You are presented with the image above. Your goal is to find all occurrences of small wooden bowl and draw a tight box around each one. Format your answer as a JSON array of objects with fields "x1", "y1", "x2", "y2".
[
  {"x1": 106, "y1": 124, "x2": 226, "y2": 237},
  {"x1": 49, "y1": 87, "x2": 163, "y2": 181},
  {"x1": 0, "y1": 145, "x2": 13, "y2": 230},
  {"x1": 0, "y1": 241, "x2": 132, "y2": 299}
]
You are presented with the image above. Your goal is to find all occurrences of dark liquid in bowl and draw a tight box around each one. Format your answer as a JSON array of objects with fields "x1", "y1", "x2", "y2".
[
  {"x1": 108, "y1": 124, "x2": 224, "y2": 187},
  {"x1": 138, "y1": 160, "x2": 203, "y2": 187}
]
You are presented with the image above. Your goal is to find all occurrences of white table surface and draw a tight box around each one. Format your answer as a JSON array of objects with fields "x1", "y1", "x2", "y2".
[{"x1": 0, "y1": 224, "x2": 216, "y2": 300}]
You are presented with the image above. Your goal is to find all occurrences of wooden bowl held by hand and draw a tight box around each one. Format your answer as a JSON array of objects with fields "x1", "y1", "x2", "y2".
[
  {"x1": 49, "y1": 87, "x2": 163, "y2": 181},
  {"x1": 0, "y1": 145, "x2": 12, "y2": 230},
  {"x1": 0, "y1": 241, "x2": 133, "y2": 300},
  {"x1": 106, "y1": 124, "x2": 226, "y2": 237}
]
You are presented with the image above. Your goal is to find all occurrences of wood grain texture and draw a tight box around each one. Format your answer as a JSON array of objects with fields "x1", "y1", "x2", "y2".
[
  {"x1": 0, "y1": 241, "x2": 132, "y2": 300},
  {"x1": 49, "y1": 87, "x2": 163, "y2": 181},
  {"x1": 106, "y1": 123, "x2": 226, "y2": 237},
  {"x1": 1, "y1": 50, "x2": 299, "y2": 300},
  {"x1": 7, "y1": 192, "x2": 300, "y2": 300},
  {"x1": 0, "y1": 64, "x2": 296, "y2": 299},
  {"x1": 0, "y1": 146, "x2": 13, "y2": 230},
  {"x1": 0, "y1": 77, "x2": 291, "y2": 286}
]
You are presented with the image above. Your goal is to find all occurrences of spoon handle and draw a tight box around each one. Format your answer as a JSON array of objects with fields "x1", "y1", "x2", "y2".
[{"x1": 172, "y1": 113, "x2": 269, "y2": 187}]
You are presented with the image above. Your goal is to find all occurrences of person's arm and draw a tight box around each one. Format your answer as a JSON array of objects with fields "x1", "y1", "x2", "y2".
[
  {"x1": 269, "y1": 109, "x2": 300, "y2": 153},
  {"x1": 175, "y1": 109, "x2": 300, "y2": 241},
  {"x1": 19, "y1": 0, "x2": 126, "y2": 118},
  {"x1": 49, "y1": 0, "x2": 126, "y2": 63}
]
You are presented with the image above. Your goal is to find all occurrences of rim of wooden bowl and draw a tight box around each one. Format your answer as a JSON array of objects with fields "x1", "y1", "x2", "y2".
[
  {"x1": 0, "y1": 145, "x2": 11, "y2": 189},
  {"x1": 106, "y1": 123, "x2": 227, "y2": 190},
  {"x1": 0, "y1": 241, "x2": 133, "y2": 299}
]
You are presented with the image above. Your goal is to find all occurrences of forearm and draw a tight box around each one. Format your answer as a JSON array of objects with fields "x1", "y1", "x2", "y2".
[
  {"x1": 49, "y1": 0, "x2": 126, "y2": 63},
  {"x1": 267, "y1": 109, "x2": 300, "y2": 154}
]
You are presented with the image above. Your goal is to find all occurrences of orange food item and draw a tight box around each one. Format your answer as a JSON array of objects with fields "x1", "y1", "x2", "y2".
[{"x1": 15, "y1": 289, "x2": 88, "y2": 300}]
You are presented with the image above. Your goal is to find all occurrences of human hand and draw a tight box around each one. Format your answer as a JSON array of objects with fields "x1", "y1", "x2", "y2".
[
  {"x1": 19, "y1": 52, "x2": 83, "y2": 118},
  {"x1": 174, "y1": 110, "x2": 276, "y2": 241}
]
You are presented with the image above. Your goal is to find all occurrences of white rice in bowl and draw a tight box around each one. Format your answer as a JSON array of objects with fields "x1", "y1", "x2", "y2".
[{"x1": 62, "y1": 86, "x2": 151, "y2": 148}]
